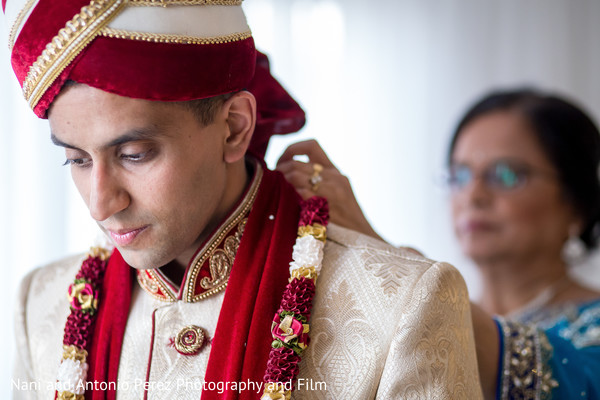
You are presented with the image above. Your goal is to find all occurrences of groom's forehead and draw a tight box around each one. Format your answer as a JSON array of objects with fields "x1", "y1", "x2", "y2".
[{"x1": 48, "y1": 84, "x2": 196, "y2": 148}]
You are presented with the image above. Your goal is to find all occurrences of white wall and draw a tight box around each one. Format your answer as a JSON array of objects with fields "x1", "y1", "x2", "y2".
[
  {"x1": 2, "y1": 0, "x2": 600, "y2": 397},
  {"x1": 246, "y1": 0, "x2": 600, "y2": 295}
]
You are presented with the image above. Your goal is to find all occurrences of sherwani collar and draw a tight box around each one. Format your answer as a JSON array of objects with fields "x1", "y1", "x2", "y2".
[{"x1": 136, "y1": 159, "x2": 263, "y2": 303}]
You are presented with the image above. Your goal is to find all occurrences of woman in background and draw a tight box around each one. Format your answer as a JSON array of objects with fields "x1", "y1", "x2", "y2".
[{"x1": 277, "y1": 89, "x2": 600, "y2": 399}]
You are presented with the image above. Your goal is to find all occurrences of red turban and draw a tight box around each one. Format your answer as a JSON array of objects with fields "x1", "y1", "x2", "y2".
[{"x1": 3, "y1": 0, "x2": 304, "y2": 157}]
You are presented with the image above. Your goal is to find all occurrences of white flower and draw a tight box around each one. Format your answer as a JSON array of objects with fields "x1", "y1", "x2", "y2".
[
  {"x1": 57, "y1": 358, "x2": 88, "y2": 395},
  {"x1": 290, "y1": 235, "x2": 324, "y2": 272}
]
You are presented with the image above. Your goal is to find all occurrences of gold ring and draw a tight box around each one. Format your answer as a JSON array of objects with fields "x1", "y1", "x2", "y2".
[{"x1": 310, "y1": 163, "x2": 323, "y2": 192}]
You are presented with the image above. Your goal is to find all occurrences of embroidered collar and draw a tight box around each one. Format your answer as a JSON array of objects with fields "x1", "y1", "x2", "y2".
[{"x1": 136, "y1": 159, "x2": 263, "y2": 303}]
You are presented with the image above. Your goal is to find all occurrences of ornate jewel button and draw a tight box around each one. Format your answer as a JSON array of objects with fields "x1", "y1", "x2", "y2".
[{"x1": 175, "y1": 325, "x2": 205, "y2": 355}]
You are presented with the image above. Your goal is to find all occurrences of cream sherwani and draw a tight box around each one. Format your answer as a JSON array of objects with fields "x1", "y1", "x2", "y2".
[{"x1": 13, "y1": 172, "x2": 482, "y2": 399}]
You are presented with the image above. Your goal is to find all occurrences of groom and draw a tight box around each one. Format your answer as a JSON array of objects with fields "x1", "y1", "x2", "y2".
[{"x1": 6, "y1": 0, "x2": 482, "y2": 398}]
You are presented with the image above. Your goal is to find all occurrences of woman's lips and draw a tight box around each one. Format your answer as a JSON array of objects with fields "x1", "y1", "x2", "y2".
[
  {"x1": 459, "y1": 220, "x2": 498, "y2": 234},
  {"x1": 109, "y1": 226, "x2": 148, "y2": 246}
]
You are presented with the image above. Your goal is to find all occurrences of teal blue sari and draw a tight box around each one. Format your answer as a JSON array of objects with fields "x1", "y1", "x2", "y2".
[{"x1": 495, "y1": 299, "x2": 600, "y2": 399}]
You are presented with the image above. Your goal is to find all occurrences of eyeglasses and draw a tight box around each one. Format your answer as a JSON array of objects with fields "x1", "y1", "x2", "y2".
[{"x1": 444, "y1": 160, "x2": 551, "y2": 192}]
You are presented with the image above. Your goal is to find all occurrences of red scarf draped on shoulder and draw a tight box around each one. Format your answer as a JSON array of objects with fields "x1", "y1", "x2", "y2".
[{"x1": 86, "y1": 166, "x2": 301, "y2": 400}]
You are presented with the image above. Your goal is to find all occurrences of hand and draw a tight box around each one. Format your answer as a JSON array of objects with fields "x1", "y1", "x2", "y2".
[{"x1": 276, "y1": 139, "x2": 384, "y2": 241}]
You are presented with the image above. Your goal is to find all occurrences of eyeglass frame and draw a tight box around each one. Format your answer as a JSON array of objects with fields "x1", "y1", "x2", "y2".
[{"x1": 442, "y1": 158, "x2": 558, "y2": 193}]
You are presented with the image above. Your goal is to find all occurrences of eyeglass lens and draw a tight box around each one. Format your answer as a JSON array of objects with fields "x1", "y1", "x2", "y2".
[{"x1": 448, "y1": 162, "x2": 527, "y2": 191}]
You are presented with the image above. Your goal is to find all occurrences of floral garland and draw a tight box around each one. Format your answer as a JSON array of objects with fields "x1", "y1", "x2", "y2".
[
  {"x1": 56, "y1": 247, "x2": 110, "y2": 400},
  {"x1": 261, "y1": 196, "x2": 329, "y2": 400},
  {"x1": 56, "y1": 197, "x2": 328, "y2": 400}
]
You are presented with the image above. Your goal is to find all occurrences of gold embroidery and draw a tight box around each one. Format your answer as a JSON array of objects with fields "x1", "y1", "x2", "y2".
[
  {"x1": 7, "y1": 0, "x2": 38, "y2": 51},
  {"x1": 136, "y1": 270, "x2": 158, "y2": 294},
  {"x1": 185, "y1": 164, "x2": 262, "y2": 302},
  {"x1": 129, "y1": 0, "x2": 242, "y2": 6},
  {"x1": 175, "y1": 325, "x2": 205, "y2": 355},
  {"x1": 23, "y1": 0, "x2": 127, "y2": 110},
  {"x1": 200, "y1": 219, "x2": 245, "y2": 290},
  {"x1": 137, "y1": 270, "x2": 177, "y2": 302},
  {"x1": 99, "y1": 27, "x2": 252, "y2": 45},
  {"x1": 497, "y1": 318, "x2": 558, "y2": 400}
]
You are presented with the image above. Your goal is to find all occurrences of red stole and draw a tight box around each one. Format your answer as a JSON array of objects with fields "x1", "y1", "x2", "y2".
[
  {"x1": 87, "y1": 250, "x2": 132, "y2": 400},
  {"x1": 85, "y1": 167, "x2": 300, "y2": 400}
]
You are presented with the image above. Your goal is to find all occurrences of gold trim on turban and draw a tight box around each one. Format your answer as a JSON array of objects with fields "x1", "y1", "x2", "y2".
[
  {"x1": 129, "y1": 0, "x2": 242, "y2": 6},
  {"x1": 99, "y1": 27, "x2": 251, "y2": 44},
  {"x1": 23, "y1": 0, "x2": 127, "y2": 109},
  {"x1": 7, "y1": 0, "x2": 38, "y2": 51}
]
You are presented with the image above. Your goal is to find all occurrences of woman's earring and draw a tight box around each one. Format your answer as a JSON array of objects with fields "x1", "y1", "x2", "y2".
[{"x1": 562, "y1": 234, "x2": 586, "y2": 264}]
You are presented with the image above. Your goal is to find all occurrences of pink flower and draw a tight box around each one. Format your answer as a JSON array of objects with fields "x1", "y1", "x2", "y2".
[
  {"x1": 68, "y1": 282, "x2": 98, "y2": 313},
  {"x1": 271, "y1": 314, "x2": 306, "y2": 344},
  {"x1": 299, "y1": 197, "x2": 329, "y2": 227}
]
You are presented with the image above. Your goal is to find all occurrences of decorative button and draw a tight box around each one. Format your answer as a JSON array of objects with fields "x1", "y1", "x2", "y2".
[{"x1": 175, "y1": 325, "x2": 205, "y2": 355}]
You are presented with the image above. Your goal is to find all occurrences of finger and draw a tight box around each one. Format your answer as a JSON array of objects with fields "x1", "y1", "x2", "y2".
[
  {"x1": 280, "y1": 164, "x2": 342, "y2": 199},
  {"x1": 306, "y1": 168, "x2": 339, "y2": 198},
  {"x1": 295, "y1": 188, "x2": 314, "y2": 201},
  {"x1": 275, "y1": 159, "x2": 313, "y2": 176},
  {"x1": 288, "y1": 176, "x2": 333, "y2": 200},
  {"x1": 276, "y1": 139, "x2": 335, "y2": 168},
  {"x1": 281, "y1": 170, "x2": 313, "y2": 191},
  {"x1": 277, "y1": 140, "x2": 315, "y2": 165}
]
